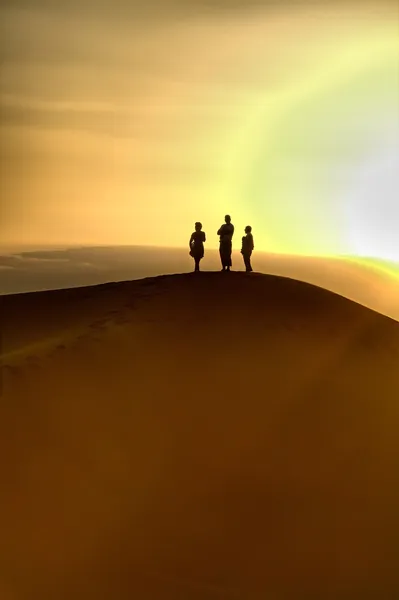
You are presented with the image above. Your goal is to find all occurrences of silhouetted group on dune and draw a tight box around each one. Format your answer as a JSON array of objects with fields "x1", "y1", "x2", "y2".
[{"x1": 189, "y1": 215, "x2": 254, "y2": 273}]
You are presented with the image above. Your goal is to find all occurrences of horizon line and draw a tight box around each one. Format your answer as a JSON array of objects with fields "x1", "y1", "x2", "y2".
[{"x1": 0, "y1": 242, "x2": 398, "y2": 265}]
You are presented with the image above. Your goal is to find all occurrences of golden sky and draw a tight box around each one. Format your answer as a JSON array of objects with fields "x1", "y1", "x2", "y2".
[{"x1": 1, "y1": 0, "x2": 398, "y2": 259}]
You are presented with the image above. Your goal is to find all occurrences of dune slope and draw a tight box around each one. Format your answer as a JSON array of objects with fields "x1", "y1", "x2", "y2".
[{"x1": 1, "y1": 272, "x2": 399, "y2": 600}]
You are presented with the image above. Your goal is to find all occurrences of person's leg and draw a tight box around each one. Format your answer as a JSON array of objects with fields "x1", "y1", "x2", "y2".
[
  {"x1": 247, "y1": 251, "x2": 253, "y2": 271},
  {"x1": 219, "y1": 247, "x2": 225, "y2": 270},
  {"x1": 194, "y1": 257, "x2": 200, "y2": 271},
  {"x1": 243, "y1": 253, "x2": 252, "y2": 272},
  {"x1": 226, "y1": 242, "x2": 232, "y2": 271}
]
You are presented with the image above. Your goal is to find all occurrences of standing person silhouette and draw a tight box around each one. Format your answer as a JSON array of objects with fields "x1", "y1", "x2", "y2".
[
  {"x1": 217, "y1": 215, "x2": 234, "y2": 271},
  {"x1": 241, "y1": 225, "x2": 254, "y2": 272},
  {"x1": 189, "y1": 222, "x2": 206, "y2": 272}
]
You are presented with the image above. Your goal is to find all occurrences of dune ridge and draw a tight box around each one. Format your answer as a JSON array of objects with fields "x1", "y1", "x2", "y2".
[{"x1": 1, "y1": 247, "x2": 398, "y2": 324}]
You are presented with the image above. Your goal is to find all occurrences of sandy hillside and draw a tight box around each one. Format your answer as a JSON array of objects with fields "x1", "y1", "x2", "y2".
[{"x1": 1, "y1": 272, "x2": 399, "y2": 600}]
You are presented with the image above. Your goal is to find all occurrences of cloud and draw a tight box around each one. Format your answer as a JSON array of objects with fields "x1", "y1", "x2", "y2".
[
  {"x1": 15, "y1": 257, "x2": 70, "y2": 263},
  {"x1": 0, "y1": 102, "x2": 139, "y2": 138},
  {"x1": 1, "y1": 0, "x2": 392, "y2": 18},
  {"x1": 0, "y1": 0, "x2": 291, "y2": 20}
]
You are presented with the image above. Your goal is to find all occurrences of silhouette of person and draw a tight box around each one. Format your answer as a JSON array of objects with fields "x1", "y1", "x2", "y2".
[
  {"x1": 189, "y1": 222, "x2": 206, "y2": 272},
  {"x1": 217, "y1": 214, "x2": 234, "y2": 271},
  {"x1": 241, "y1": 225, "x2": 254, "y2": 272}
]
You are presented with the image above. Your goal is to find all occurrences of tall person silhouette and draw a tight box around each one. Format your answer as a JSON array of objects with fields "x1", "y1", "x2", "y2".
[
  {"x1": 189, "y1": 222, "x2": 206, "y2": 272},
  {"x1": 217, "y1": 215, "x2": 234, "y2": 271}
]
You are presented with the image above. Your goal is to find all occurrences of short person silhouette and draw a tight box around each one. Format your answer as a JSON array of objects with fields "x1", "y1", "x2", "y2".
[
  {"x1": 189, "y1": 222, "x2": 206, "y2": 272},
  {"x1": 217, "y1": 215, "x2": 234, "y2": 271},
  {"x1": 241, "y1": 225, "x2": 254, "y2": 272}
]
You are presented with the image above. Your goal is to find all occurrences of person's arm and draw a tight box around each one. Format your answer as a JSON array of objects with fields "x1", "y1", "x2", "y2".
[
  {"x1": 202, "y1": 232, "x2": 206, "y2": 242},
  {"x1": 251, "y1": 234, "x2": 254, "y2": 250},
  {"x1": 189, "y1": 233, "x2": 194, "y2": 248},
  {"x1": 217, "y1": 226, "x2": 222, "y2": 235}
]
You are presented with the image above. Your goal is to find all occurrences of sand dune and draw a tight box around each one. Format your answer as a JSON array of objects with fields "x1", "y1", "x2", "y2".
[
  {"x1": 1, "y1": 272, "x2": 399, "y2": 599},
  {"x1": 1, "y1": 246, "x2": 398, "y2": 323}
]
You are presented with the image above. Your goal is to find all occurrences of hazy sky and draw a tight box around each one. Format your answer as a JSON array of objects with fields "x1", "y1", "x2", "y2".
[{"x1": 1, "y1": 0, "x2": 398, "y2": 261}]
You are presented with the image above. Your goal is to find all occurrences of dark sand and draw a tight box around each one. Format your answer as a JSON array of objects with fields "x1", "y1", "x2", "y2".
[{"x1": 1, "y1": 272, "x2": 399, "y2": 599}]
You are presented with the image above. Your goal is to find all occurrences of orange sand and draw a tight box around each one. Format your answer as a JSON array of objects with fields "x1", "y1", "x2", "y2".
[{"x1": 1, "y1": 272, "x2": 399, "y2": 599}]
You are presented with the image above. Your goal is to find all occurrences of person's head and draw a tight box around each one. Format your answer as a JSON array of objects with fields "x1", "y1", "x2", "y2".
[
  {"x1": 195, "y1": 221, "x2": 202, "y2": 231},
  {"x1": 225, "y1": 214, "x2": 231, "y2": 224},
  {"x1": 245, "y1": 225, "x2": 252, "y2": 234}
]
